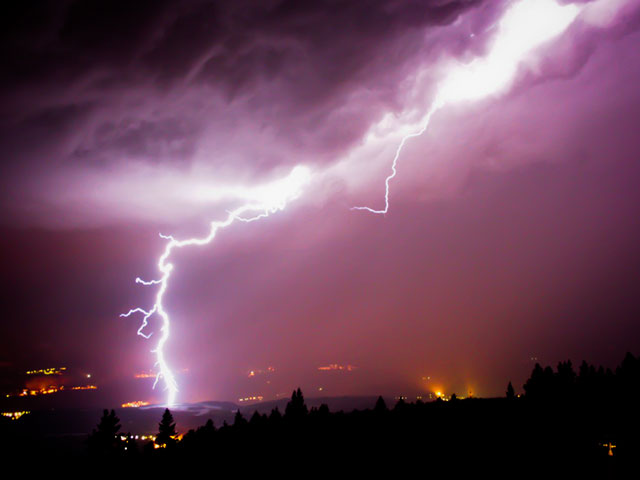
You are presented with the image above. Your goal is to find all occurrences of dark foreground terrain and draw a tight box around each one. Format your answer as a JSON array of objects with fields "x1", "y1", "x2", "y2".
[{"x1": 2, "y1": 353, "x2": 638, "y2": 478}]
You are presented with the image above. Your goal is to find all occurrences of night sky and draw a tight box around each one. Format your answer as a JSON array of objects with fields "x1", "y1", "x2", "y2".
[{"x1": 2, "y1": 0, "x2": 640, "y2": 405}]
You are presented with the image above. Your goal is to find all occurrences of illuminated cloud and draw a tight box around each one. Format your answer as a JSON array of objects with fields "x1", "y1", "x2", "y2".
[{"x1": 2, "y1": 1, "x2": 640, "y2": 403}]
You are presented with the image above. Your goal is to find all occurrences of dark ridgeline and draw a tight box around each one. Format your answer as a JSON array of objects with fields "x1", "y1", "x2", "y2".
[{"x1": 6, "y1": 351, "x2": 637, "y2": 475}]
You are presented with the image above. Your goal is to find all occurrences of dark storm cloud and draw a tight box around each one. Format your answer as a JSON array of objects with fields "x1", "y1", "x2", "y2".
[
  {"x1": 1, "y1": 1, "x2": 481, "y2": 147},
  {"x1": 0, "y1": 0, "x2": 496, "y2": 227}
]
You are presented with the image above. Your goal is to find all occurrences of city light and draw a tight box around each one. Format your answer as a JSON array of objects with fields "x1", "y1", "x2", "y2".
[
  {"x1": 247, "y1": 366, "x2": 276, "y2": 378},
  {"x1": 317, "y1": 364, "x2": 357, "y2": 371},
  {"x1": 1, "y1": 411, "x2": 30, "y2": 420},
  {"x1": 121, "y1": 401, "x2": 151, "y2": 408},
  {"x1": 25, "y1": 367, "x2": 66, "y2": 375},
  {"x1": 238, "y1": 396, "x2": 264, "y2": 403}
]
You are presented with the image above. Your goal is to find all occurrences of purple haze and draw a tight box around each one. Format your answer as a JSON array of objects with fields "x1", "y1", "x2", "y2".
[{"x1": 1, "y1": 0, "x2": 640, "y2": 404}]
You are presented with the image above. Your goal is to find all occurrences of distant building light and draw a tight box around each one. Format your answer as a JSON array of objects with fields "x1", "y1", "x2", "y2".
[
  {"x1": 246, "y1": 366, "x2": 276, "y2": 378},
  {"x1": 238, "y1": 396, "x2": 264, "y2": 403},
  {"x1": 317, "y1": 364, "x2": 357, "y2": 371},
  {"x1": 25, "y1": 367, "x2": 67, "y2": 376},
  {"x1": 1, "y1": 411, "x2": 30, "y2": 420},
  {"x1": 122, "y1": 401, "x2": 150, "y2": 408},
  {"x1": 16, "y1": 386, "x2": 63, "y2": 397}
]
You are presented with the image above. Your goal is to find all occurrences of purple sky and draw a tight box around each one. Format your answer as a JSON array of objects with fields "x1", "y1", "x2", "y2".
[{"x1": 2, "y1": 0, "x2": 640, "y2": 404}]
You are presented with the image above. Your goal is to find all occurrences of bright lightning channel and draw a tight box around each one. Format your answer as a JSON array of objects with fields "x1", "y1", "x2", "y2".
[
  {"x1": 121, "y1": 166, "x2": 311, "y2": 406},
  {"x1": 122, "y1": 0, "x2": 581, "y2": 407},
  {"x1": 352, "y1": 0, "x2": 582, "y2": 214}
]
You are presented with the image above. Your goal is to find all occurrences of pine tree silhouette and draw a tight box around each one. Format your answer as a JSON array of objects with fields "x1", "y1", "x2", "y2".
[
  {"x1": 156, "y1": 408, "x2": 177, "y2": 447},
  {"x1": 285, "y1": 387, "x2": 308, "y2": 419},
  {"x1": 374, "y1": 396, "x2": 388, "y2": 414},
  {"x1": 233, "y1": 409, "x2": 248, "y2": 428},
  {"x1": 506, "y1": 381, "x2": 515, "y2": 399},
  {"x1": 269, "y1": 406, "x2": 282, "y2": 424},
  {"x1": 88, "y1": 409, "x2": 122, "y2": 455}
]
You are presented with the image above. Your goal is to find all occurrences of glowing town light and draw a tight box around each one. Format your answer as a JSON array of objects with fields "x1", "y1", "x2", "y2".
[
  {"x1": 122, "y1": 165, "x2": 311, "y2": 406},
  {"x1": 317, "y1": 364, "x2": 357, "y2": 371},
  {"x1": 238, "y1": 395, "x2": 264, "y2": 402},
  {"x1": 1, "y1": 411, "x2": 30, "y2": 420},
  {"x1": 121, "y1": 1, "x2": 582, "y2": 407},
  {"x1": 352, "y1": 0, "x2": 582, "y2": 214},
  {"x1": 122, "y1": 401, "x2": 151, "y2": 408},
  {"x1": 25, "y1": 367, "x2": 66, "y2": 375}
]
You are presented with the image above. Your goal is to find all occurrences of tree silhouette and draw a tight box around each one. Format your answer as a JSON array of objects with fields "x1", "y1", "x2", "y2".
[
  {"x1": 233, "y1": 409, "x2": 248, "y2": 428},
  {"x1": 524, "y1": 363, "x2": 545, "y2": 399},
  {"x1": 88, "y1": 409, "x2": 122, "y2": 455},
  {"x1": 156, "y1": 408, "x2": 177, "y2": 447},
  {"x1": 269, "y1": 406, "x2": 282, "y2": 424},
  {"x1": 506, "y1": 381, "x2": 515, "y2": 399},
  {"x1": 394, "y1": 397, "x2": 408, "y2": 411},
  {"x1": 556, "y1": 360, "x2": 576, "y2": 397},
  {"x1": 285, "y1": 388, "x2": 308, "y2": 419},
  {"x1": 202, "y1": 418, "x2": 215, "y2": 433},
  {"x1": 374, "y1": 396, "x2": 388, "y2": 414}
]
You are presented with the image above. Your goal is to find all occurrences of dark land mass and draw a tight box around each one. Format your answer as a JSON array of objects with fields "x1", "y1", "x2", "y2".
[{"x1": 1, "y1": 353, "x2": 639, "y2": 478}]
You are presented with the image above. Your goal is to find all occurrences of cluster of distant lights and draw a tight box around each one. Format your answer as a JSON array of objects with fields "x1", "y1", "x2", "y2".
[
  {"x1": 25, "y1": 367, "x2": 66, "y2": 376},
  {"x1": 2, "y1": 411, "x2": 30, "y2": 421},
  {"x1": 121, "y1": 401, "x2": 151, "y2": 408},
  {"x1": 247, "y1": 366, "x2": 276, "y2": 378},
  {"x1": 5, "y1": 384, "x2": 97, "y2": 398},
  {"x1": 121, "y1": 0, "x2": 583, "y2": 405},
  {"x1": 317, "y1": 364, "x2": 357, "y2": 371},
  {"x1": 120, "y1": 434, "x2": 156, "y2": 441},
  {"x1": 238, "y1": 395, "x2": 264, "y2": 403},
  {"x1": 3, "y1": 367, "x2": 97, "y2": 398}
]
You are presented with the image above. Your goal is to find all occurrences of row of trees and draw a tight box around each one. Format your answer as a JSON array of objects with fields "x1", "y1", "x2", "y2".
[
  {"x1": 88, "y1": 407, "x2": 177, "y2": 456},
  {"x1": 87, "y1": 354, "x2": 639, "y2": 472},
  {"x1": 88, "y1": 387, "x2": 315, "y2": 456},
  {"x1": 519, "y1": 352, "x2": 640, "y2": 400}
]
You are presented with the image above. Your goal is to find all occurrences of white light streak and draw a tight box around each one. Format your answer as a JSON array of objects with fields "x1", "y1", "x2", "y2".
[
  {"x1": 122, "y1": 166, "x2": 311, "y2": 405},
  {"x1": 122, "y1": 0, "x2": 583, "y2": 406},
  {"x1": 353, "y1": 0, "x2": 581, "y2": 214}
]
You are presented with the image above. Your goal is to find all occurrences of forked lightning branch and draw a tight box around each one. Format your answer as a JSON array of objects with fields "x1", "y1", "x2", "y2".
[{"x1": 122, "y1": 0, "x2": 582, "y2": 405}]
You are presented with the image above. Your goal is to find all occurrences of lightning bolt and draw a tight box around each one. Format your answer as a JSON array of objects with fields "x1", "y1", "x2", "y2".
[
  {"x1": 121, "y1": 166, "x2": 311, "y2": 406},
  {"x1": 352, "y1": 0, "x2": 582, "y2": 214},
  {"x1": 123, "y1": 0, "x2": 583, "y2": 406}
]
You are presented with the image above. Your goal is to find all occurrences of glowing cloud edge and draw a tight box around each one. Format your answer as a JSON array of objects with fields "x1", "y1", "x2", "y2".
[
  {"x1": 121, "y1": 166, "x2": 311, "y2": 406},
  {"x1": 123, "y1": 0, "x2": 583, "y2": 406},
  {"x1": 352, "y1": 0, "x2": 582, "y2": 214}
]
